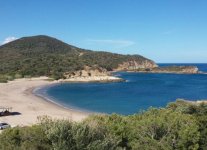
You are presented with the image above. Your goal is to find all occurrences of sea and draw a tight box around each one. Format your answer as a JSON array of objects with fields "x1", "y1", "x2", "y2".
[{"x1": 34, "y1": 63, "x2": 207, "y2": 115}]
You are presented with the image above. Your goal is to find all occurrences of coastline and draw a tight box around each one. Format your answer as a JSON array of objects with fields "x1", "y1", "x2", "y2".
[
  {"x1": 126, "y1": 70, "x2": 206, "y2": 74},
  {"x1": 58, "y1": 75, "x2": 124, "y2": 82},
  {"x1": 0, "y1": 77, "x2": 80, "y2": 127},
  {"x1": 33, "y1": 84, "x2": 95, "y2": 114},
  {"x1": 0, "y1": 75, "x2": 122, "y2": 127}
]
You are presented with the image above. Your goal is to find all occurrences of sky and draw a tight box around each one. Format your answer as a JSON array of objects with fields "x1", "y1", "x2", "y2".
[{"x1": 0, "y1": 0, "x2": 207, "y2": 63}]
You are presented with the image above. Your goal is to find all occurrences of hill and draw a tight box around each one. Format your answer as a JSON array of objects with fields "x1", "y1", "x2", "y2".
[{"x1": 0, "y1": 35, "x2": 157, "y2": 81}]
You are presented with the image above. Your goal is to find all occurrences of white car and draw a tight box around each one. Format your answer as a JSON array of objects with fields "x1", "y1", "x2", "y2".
[{"x1": 0, "y1": 123, "x2": 11, "y2": 130}]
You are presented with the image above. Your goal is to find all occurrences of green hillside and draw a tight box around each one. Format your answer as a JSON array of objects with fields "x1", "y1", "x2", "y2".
[{"x1": 0, "y1": 35, "x2": 155, "y2": 81}]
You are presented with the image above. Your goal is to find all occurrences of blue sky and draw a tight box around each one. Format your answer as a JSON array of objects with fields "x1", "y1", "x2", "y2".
[{"x1": 0, "y1": 0, "x2": 207, "y2": 63}]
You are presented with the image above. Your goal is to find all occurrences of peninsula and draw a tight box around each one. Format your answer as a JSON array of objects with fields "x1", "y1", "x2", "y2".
[
  {"x1": 130, "y1": 65, "x2": 199, "y2": 74},
  {"x1": 0, "y1": 35, "x2": 157, "y2": 83},
  {"x1": 0, "y1": 35, "x2": 201, "y2": 84}
]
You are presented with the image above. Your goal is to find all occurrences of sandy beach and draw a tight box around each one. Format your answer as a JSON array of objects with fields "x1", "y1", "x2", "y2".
[
  {"x1": 0, "y1": 75, "x2": 122, "y2": 127},
  {"x1": 0, "y1": 77, "x2": 87, "y2": 127}
]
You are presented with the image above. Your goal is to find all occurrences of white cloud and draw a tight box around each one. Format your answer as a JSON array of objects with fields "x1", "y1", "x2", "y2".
[
  {"x1": 2, "y1": 36, "x2": 18, "y2": 45},
  {"x1": 85, "y1": 39, "x2": 135, "y2": 48}
]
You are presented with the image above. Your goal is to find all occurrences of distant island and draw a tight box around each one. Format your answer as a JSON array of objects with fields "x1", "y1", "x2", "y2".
[{"x1": 0, "y1": 35, "x2": 200, "y2": 83}]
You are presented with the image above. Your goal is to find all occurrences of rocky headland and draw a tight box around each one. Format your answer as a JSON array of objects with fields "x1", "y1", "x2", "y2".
[
  {"x1": 0, "y1": 35, "x2": 158, "y2": 82},
  {"x1": 135, "y1": 65, "x2": 199, "y2": 74},
  {"x1": 62, "y1": 66, "x2": 123, "y2": 82},
  {"x1": 0, "y1": 35, "x2": 202, "y2": 83},
  {"x1": 113, "y1": 60, "x2": 199, "y2": 74},
  {"x1": 115, "y1": 60, "x2": 158, "y2": 71},
  {"x1": 61, "y1": 64, "x2": 199, "y2": 82}
]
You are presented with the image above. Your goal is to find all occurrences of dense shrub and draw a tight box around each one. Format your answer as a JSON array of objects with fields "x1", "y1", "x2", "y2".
[
  {"x1": 85, "y1": 109, "x2": 200, "y2": 150},
  {"x1": 39, "y1": 117, "x2": 117, "y2": 150},
  {"x1": 0, "y1": 100, "x2": 206, "y2": 150},
  {"x1": 0, "y1": 125, "x2": 51, "y2": 150}
]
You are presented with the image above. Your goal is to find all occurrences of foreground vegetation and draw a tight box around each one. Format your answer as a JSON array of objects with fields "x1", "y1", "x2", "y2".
[
  {"x1": 0, "y1": 35, "x2": 153, "y2": 82},
  {"x1": 0, "y1": 100, "x2": 206, "y2": 150}
]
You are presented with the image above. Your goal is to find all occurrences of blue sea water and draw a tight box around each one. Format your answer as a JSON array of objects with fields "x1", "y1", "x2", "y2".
[{"x1": 35, "y1": 64, "x2": 207, "y2": 115}]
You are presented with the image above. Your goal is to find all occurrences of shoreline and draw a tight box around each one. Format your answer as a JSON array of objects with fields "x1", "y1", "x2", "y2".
[
  {"x1": 0, "y1": 77, "x2": 88, "y2": 127},
  {"x1": 0, "y1": 75, "x2": 121, "y2": 127},
  {"x1": 1, "y1": 74, "x2": 207, "y2": 127},
  {"x1": 126, "y1": 70, "x2": 207, "y2": 74},
  {"x1": 32, "y1": 84, "x2": 95, "y2": 115},
  {"x1": 58, "y1": 75, "x2": 124, "y2": 82},
  {"x1": 32, "y1": 86, "x2": 93, "y2": 115}
]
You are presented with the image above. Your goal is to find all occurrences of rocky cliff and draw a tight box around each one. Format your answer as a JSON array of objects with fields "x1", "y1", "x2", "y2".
[{"x1": 115, "y1": 60, "x2": 158, "y2": 71}]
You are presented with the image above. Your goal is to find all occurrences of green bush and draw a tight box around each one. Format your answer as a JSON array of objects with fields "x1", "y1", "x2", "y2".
[
  {"x1": 6, "y1": 75, "x2": 14, "y2": 81},
  {"x1": 0, "y1": 75, "x2": 7, "y2": 83},
  {"x1": 0, "y1": 101, "x2": 206, "y2": 150},
  {"x1": 0, "y1": 125, "x2": 51, "y2": 150},
  {"x1": 85, "y1": 109, "x2": 200, "y2": 150},
  {"x1": 39, "y1": 117, "x2": 117, "y2": 150},
  {"x1": 14, "y1": 73, "x2": 23, "y2": 79}
]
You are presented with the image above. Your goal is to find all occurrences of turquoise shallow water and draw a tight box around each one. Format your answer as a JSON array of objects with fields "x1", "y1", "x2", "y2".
[{"x1": 35, "y1": 64, "x2": 207, "y2": 115}]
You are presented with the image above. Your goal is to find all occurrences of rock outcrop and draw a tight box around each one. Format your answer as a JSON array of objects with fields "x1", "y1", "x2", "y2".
[
  {"x1": 64, "y1": 66, "x2": 109, "y2": 78},
  {"x1": 115, "y1": 60, "x2": 158, "y2": 71},
  {"x1": 179, "y1": 66, "x2": 199, "y2": 74},
  {"x1": 138, "y1": 66, "x2": 199, "y2": 74},
  {"x1": 62, "y1": 66, "x2": 124, "y2": 82}
]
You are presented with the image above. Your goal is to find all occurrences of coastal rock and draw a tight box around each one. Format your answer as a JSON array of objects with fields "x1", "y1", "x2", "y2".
[
  {"x1": 64, "y1": 66, "x2": 109, "y2": 78},
  {"x1": 150, "y1": 66, "x2": 199, "y2": 74},
  {"x1": 115, "y1": 60, "x2": 158, "y2": 71},
  {"x1": 181, "y1": 66, "x2": 199, "y2": 73},
  {"x1": 62, "y1": 66, "x2": 124, "y2": 82}
]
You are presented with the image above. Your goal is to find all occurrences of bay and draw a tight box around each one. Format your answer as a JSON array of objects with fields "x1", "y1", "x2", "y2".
[{"x1": 35, "y1": 64, "x2": 207, "y2": 115}]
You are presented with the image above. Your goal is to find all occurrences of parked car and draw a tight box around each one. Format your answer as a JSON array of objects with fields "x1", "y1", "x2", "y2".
[{"x1": 0, "y1": 123, "x2": 11, "y2": 130}]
